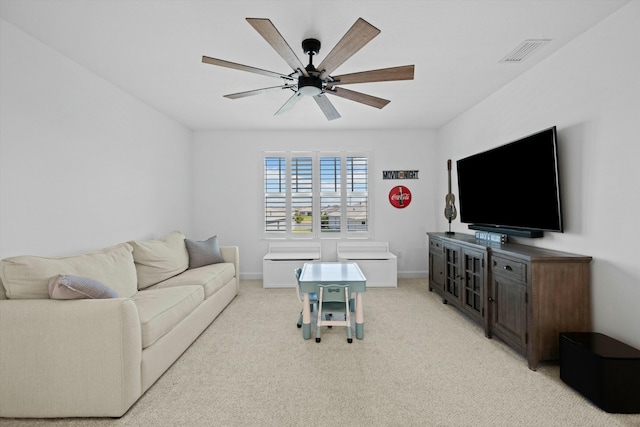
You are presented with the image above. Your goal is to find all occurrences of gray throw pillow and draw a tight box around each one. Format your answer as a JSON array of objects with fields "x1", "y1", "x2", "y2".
[
  {"x1": 185, "y1": 236, "x2": 224, "y2": 269},
  {"x1": 48, "y1": 274, "x2": 118, "y2": 300}
]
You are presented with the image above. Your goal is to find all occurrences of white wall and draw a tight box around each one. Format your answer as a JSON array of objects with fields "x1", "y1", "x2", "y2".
[
  {"x1": 0, "y1": 19, "x2": 193, "y2": 258},
  {"x1": 437, "y1": 3, "x2": 640, "y2": 348},
  {"x1": 192, "y1": 130, "x2": 437, "y2": 279},
  {"x1": 3, "y1": 1, "x2": 636, "y2": 350}
]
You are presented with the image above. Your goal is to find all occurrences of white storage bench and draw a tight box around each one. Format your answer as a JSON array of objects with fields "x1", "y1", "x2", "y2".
[
  {"x1": 337, "y1": 241, "x2": 397, "y2": 287},
  {"x1": 263, "y1": 241, "x2": 321, "y2": 288}
]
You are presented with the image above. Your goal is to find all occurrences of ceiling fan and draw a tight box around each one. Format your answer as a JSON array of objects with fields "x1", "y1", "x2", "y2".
[{"x1": 202, "y1": 18, "x2": 415, "y2": 121}]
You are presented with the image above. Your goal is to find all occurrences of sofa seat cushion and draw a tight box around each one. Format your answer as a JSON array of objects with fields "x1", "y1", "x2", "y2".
[
  {"x1": 130, "y1": 231, "x2": 189, "y2": 290},
  {"x1": 132, "y1": 285, "x2": 204, "y2": 349},
  {"x1": 149, "y1": 262, "x2": 235, "y2": 299},
  {"x1": 0, "y1": 243, "x2": 138, "y2": 299}
]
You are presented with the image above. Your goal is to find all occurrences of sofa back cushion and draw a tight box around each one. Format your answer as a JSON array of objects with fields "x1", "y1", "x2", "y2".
[
  {"x1": 130, "y1": 231, "x2": 189, "y2": 290},
  {"x1": 185, "y1": 235, "x2": 224, "y2": 269},
  {"x1": 0, "y1": 243, "x2": 138, "y2": 299}
]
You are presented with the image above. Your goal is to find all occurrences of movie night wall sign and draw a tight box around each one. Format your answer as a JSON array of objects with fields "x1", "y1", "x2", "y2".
[
  {"x1": 382, "y1": 170, "x2": 419, "y2": 180},
  {"x1": 384, "y1": 170, "x2": 417, "y2": 209}
]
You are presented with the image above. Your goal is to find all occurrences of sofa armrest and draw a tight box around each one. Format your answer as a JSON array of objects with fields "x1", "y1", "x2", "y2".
[
  {"x1": 0, "y1": 298, "x2": 142, "y2": 418},
  {"x1": 220, "y1": 246, "x2": 239, "y2": 279}
]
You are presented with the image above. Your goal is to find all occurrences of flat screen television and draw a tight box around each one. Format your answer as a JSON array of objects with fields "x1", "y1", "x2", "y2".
[{"x1": 456, "y1": 126, "x2": 563, "y2": 238}]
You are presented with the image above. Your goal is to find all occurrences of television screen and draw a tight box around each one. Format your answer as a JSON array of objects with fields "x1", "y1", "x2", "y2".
[{"x1": 456, "y1": 126, "x2": 563, "y2": 235}]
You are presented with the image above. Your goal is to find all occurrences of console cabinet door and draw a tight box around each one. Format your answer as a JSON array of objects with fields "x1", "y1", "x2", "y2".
[
  {"x1": 461, "y1": 248, "x2": 486, "y2": 324},
  {"x1": 443, "y1": 244, "x2": 462, "y2": 306},
  {"x1": 428, "y1": 238, "x2": 445, "y2": 295},
  {"x1": 490, "y1": 256, "x2": 528, "y2": 354}
]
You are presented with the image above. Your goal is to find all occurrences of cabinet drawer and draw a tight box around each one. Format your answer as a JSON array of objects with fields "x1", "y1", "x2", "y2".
[
  {"x1": 492, "y1": 256, "x2": 527, "y2": 282},
  {"x1": 429, "y1": 238, "x2": 444, "y2": 253}
]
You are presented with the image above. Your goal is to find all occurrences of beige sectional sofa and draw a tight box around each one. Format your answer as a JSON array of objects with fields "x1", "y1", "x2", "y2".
[{"x1": 0, "y1": 231, "x2": 239, "y2": 418}]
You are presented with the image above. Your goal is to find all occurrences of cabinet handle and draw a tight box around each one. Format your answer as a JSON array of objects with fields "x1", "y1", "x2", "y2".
[
  {"x1": 488, "y1": 297, "x2": 494, "y2": 302},
  {"x1": 503, "y1": 265, "x2": 513, "y2": 271}
]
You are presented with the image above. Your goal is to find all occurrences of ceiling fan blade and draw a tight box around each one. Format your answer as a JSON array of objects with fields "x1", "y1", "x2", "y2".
[
  {"x1": 313, "y1": 95, "x2": 341, "y2": 121},
  {"x1": 246, "y1": 18, "x2": 309, "y2": 77},
  {"x1": 275, "y1": 92, "x2": 303, "y2": 116},
  {"x1": 329, "y1": 65, "x2": 415, "y2": 86},
  {"x1": 202, "y1": 56, "x2": 293, "y2": 80},
  {"x1": 317, "y1": 18, "x2": 381, "y2": 79},
  {"x1": 326, "y1": 87, "x2": 390, "y2": 109},
  {"x1": 224, "y1": 85, "x2": 295, "y2": 99}
]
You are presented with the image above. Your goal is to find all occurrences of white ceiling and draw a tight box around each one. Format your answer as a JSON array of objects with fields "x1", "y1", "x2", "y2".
[{"x1": 0, "y1": 0, "x2": 630, "y2": 131}]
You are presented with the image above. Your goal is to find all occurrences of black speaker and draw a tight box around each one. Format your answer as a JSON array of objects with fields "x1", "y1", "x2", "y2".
[{"x1": 560, "y1": 332, "x2": 640, "y2": 413}]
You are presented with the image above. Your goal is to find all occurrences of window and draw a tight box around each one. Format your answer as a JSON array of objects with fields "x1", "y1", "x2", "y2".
[{"x1": 263, "y1": 151, "x2": 370, "y2": 239}]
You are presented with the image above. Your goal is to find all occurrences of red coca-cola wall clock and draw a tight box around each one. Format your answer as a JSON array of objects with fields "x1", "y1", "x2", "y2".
[{"x1": 389, "y1": 185, "x2": 412, "y2": 209}]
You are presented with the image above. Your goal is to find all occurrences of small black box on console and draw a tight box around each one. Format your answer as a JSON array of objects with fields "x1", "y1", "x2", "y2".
[{"x1": 559, "y1": 332, "x2": 640, "y2": 413}]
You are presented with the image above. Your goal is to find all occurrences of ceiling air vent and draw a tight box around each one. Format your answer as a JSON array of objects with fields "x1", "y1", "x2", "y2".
[{"x1": 499, "y1": 39, "x2": 551, "y2": 63}]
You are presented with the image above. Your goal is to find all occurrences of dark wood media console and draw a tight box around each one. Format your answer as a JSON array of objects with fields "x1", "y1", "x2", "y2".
[{"x1": 428, "y1": 232, "x2": 592, "y2": 370}]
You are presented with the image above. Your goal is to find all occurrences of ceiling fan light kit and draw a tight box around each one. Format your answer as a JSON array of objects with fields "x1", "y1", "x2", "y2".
[{"x1": 202, "y1": 17, "x2": 414, "y2": 121}]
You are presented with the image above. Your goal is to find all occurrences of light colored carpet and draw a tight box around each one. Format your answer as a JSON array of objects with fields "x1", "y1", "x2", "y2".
[{"x1": 3, "y1": 279, "x2": 639, "y2": 426}]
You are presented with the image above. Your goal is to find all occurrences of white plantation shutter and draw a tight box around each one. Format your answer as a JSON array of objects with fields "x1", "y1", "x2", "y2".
[
  {"x1": 264, "y1": 156, "x2": 287, "y2": 233},
  {"x1": 263, "y1": 151, "x2": 370, "y2": 238},
  {"x1": 346, "y1": 156, "x2": 368, "y2": 232},
  {"x1": 291, "y1": 156, "x2": 313, "y2": 234},
  {"x1": 320, "y1": 156, "x2": 341, "y2": 233}
]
